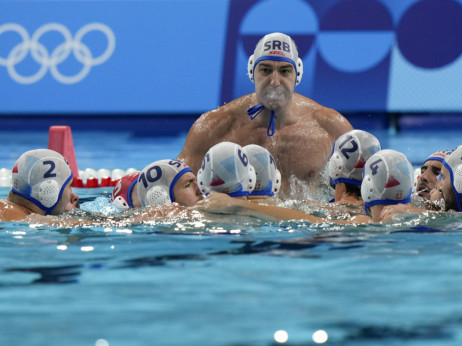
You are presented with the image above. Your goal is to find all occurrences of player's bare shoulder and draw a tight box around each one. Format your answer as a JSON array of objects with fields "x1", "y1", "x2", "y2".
[
  {"x1": 194, "y1": 93, "x2": 255, "y2": 138},
  {"x1": 0, "y1": 199, "x2": 29, "y2": 222},
  {"x1": 293, "y1": 93, "x2": 352, "y2": 137}
]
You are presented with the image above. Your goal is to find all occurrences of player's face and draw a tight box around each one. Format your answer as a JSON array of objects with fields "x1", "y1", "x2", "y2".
[
  {"x1": 417, "y1": 159, "x2": 442, "y2": 199},
  {"x1": 53, "y1": 180, "x2": 79, "y2": 215},
  {"x1": 173, "y1": 172, "x2": 203, "y2": 206},
  {"x1": 254, "y1": 60, "x2": 295, "y2": 110}
]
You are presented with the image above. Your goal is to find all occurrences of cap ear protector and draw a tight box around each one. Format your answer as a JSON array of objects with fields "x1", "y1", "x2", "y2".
[
  {"x1": 145, "y1": 186, "x2": 170, "y2": 206},
  {"x1": 360, "y1": 171, "x2": 375, "y2": 214},
  {"x1": 246, "y1": 165, "x2": 257, "y2": 195},
  {"x1": 453, "y1": 164, "x2": 462, "y2": 212},
  {"x1": 442, "y1": 162, "x2": 462, "y2": 212},
  {"x1": 112, "y1": 196, "x2": 131, "y2": 210},
  {"x1": 273, "y1": 169, "x2": 282, "y2": 194},
  {"x1": 452, "y1": 164, "x2": 462, "y2": 191},
  {"x1": 296, "y1": 57, "x2": 303, "y2": 85},
  {"x1": 248, "y1": 54, "x2": 303, "y2": 86},
  {"x1": 328, "y1": 151, "x2": 347, "y2": 186},
  {"x1": 248, "y1": 55, "x2": 254, "y2": 82},
  {"x1": 196, "y1": 167, "x2": 210, "y2": 196},
  {"x1": 442, "y1": 146, "x2": 462, "y2": 211},
  {"x1": 36, "y1": 180, "x2": 61, "y2": 208}
]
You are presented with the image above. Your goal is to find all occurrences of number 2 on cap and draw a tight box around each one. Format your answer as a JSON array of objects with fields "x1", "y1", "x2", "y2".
[
  {"x1": 43, "y1": 160, "x2": 57, "y2": 178},
  {"x1": 338, "y1": 135, "x2": 358, "y2": 160}
]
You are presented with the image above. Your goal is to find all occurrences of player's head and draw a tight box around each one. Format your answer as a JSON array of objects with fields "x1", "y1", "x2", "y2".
[
  {"x1": 137, "y1": 160, "x2": 201, "y2": 207},
  {"x1": 248, "y1": 32, "x2": 303, "y2": 86},
  {"x1": 361, "y1": 150, "x2": 413, "y2": 216},
  {"x1": 440, "y1": 146, "x2": 462, "y2": 211},
  {"x1": 197, "y1": 142, "x2": 256, "y2": 197},
  {"x1": 329, "y1": 129, "x2": 381, "y2": 187},
  {"x1": 417, "y1": 149, "x2": 451, "y2": 199},
  {"x1": 110, "y1": 171, "x2": 141, "y2": 209},
  {"x1": 243, "y1": 144, "x2": 281, "y2": 197},
  {"x1": 11, "y1": 149, "x2": 74, "y2": 215}
]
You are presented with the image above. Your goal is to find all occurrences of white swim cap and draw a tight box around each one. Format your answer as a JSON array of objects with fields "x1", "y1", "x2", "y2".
[
  {"x1": 329, "y1": 130, "x2": 381, "y2": 186},
  {"x1": 243, "y1": 144, "x2": 281, "y2": 196},
  {"x1": 361, "y1": 149, "x2": 414, "y2": 215},
  {"x1": 109, "y1": 171, "x2": 140, "y2": 209},
  {"x1": 11, "y1": 149, "x2": 73, "y2": 214},
  {"x1": 137, "y1": 160, "x2": 192, "y2": 207},
  {"x1": 424, "y1": 149, "x2": 452, "y2": 164},
  {"x1": 197, "y1": 142, "x2": 256, "y2": 197},
  {"x1": 248, "y1": 32, "x2": 303, "y2": 86},
  {"x1": 442, "y1": 145, "x2": 462, "y2": 211}
]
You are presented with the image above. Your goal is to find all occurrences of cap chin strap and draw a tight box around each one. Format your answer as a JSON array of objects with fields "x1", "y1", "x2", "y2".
[
  {"x1": 126, "y1": 179, "x2": 138, "y2": 208},
  {"x1": 12, "y1": 173, "x2": 73, "y2": 215},
  {"x1": 247, "y1": 104, "x2": 277, "y2": 137},
  {"x1": 169, "y1": 167, "x2": 193, "y2": 202},
  {"x1": 363, "y1": 189, "x2": 412, "y2": 216}
]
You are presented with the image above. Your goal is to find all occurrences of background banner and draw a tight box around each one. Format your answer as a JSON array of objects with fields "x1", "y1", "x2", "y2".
[{"x1": 1, "y1": 0, "x2": 462, "y2": 114}]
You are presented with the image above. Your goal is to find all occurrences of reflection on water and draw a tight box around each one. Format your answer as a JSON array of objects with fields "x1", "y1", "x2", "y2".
[
  {"x1": 2, "y1": 188, "x2": 462, "y2": 345},
  {"x1": 5, "y1": 265, "x2": 83, "y2": 284},
  {"x1": 0, "y1": 128, "x2": 461, "y2": 345}
]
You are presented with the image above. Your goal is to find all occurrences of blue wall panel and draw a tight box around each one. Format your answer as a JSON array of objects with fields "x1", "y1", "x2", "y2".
[
  {"x1": 1, "y1": 0, "x2": 462, "y2": 114},
  {"x1": 0, "y1": 0, "x2": 229, "y2": 113}
]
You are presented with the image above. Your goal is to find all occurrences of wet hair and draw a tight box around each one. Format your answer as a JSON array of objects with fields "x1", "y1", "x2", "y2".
[{"x1": 345, "y1": 183, "x2": 362, "y2": 198}]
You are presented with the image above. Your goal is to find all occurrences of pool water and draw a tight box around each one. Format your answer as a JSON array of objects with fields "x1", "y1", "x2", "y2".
[{"x1": 1, "y1": 128, "x2": 462, "y2": 346}]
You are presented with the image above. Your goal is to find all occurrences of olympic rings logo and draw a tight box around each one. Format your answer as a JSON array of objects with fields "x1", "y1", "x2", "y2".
[{"x1": 0, "y1": 23, "x2": 115, "y2": 84}]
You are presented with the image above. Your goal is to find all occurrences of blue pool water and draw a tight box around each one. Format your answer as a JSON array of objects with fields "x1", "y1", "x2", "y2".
[{"x1": 1, "y1": 127, "x2": 462, "y2": 346}]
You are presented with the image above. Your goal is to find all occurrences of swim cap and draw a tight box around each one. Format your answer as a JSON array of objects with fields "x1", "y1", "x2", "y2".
[
  {"x1": 11, "y1": 149, "x2": 73, "y2": 214},
  {"x1": 197, "y1": 142, "x2": 256, "y2": 197},
  {"x1": 137, "y1": 159, "x2": 192, "y2": 207},
  {"x1": 248, "y1": 32, "x2": 303, "y2": 86},
  {"x1": 329, "y1": 130, "x2": 381, "y2": 186},
  {"x1": 243, "y1": 144, "x2": 281, "y2": 196},
  {"x1": 442, "y1": 145, "x2": 462, "y2": 211},
  {"x1": 424, "y1": 149, "x2": 452, "y2": 164},
  {"x1": 361, "y1": 149, "x2": 414, "y2": 216},
  {"x1": 109, "y1": 171, "x2": 140, "y2": 209}
]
